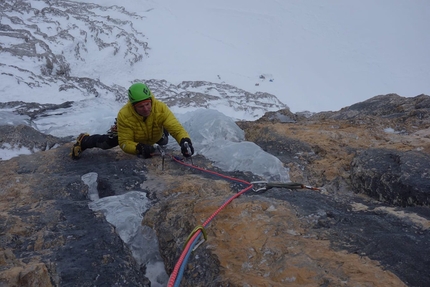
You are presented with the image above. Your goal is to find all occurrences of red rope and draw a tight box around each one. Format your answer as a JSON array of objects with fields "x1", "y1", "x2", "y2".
[
  {"x1": 167, "y1": 155, "x2": 253, "y2": 286},
  {"x1": 170, "y1": 155, "x2": 251, "y2": 185}
]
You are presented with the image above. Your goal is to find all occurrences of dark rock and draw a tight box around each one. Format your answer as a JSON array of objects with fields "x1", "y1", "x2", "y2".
[
  {"x1": 0, "y1": 138, "x2": 151, "y2": 286},
  {"x1": 311, "y1": 94, "x2": 430, "y2": 128},
  {"x1": 261, "y1": 187, "x2": 430, "y2": 287},
  {"x1": 350, "y1": 148, "x2": 430, "y2": 206}
]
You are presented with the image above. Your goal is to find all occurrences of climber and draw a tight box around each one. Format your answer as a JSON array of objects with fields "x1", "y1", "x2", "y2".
[{"x1": 71, "y1": 82, "x2": 194, "y2": 160}]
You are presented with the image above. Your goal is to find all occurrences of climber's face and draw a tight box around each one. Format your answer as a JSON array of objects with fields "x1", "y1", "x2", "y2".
[{"x1": 134, "y1": 100, "x2": 152, "y2": 117}]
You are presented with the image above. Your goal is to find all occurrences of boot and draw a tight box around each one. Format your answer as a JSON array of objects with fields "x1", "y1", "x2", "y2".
[{"x1": 70, "y1": 133, "x2": 89, "y2": 160}]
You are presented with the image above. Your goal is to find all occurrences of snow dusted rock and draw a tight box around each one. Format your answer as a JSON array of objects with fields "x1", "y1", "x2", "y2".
[
  {"x1": 0, "y1": 0, "x2": 286, "y2": 122},
  {"x1": 0, "y1": 124, "x2": 71, "y2": 159},
  {"x1": 115, "y1": 79, "x2": 288, "y2": 120}
]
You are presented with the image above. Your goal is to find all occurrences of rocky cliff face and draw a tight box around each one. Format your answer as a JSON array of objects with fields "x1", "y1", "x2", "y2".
[
  {"x1": 245, "y1": 93, "x2": 430, "y2": 207},
  {"x1": 1, "y1": 94, "x2": 429, "y2": 287}
]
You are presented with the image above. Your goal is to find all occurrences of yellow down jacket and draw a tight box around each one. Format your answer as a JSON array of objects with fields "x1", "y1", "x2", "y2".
[{"x1": 117, "y1": 95, "x2": 190, "y2": 155}]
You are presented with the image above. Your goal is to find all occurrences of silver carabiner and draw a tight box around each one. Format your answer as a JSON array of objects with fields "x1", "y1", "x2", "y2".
[{"x1": 250, "y1": 181, "x2": 269, "y2": 193}]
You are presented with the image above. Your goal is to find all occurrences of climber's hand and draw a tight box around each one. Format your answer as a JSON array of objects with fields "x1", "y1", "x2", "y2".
[
  {"x1": 136, "y1": 143, "x2": 155, "y2": 159},
  {"x1": 180, "y1": 138, "x2": 194, "y2": 158}
]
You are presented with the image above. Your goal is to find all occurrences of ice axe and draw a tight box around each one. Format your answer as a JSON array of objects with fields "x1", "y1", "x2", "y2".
[{"x1": 153, "y1": 144, "x2": 166, "y2": 170}]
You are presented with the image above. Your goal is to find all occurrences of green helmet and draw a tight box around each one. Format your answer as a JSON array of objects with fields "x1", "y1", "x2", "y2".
[{"x1": 128, "y1": 83, "x2": 152, "y2": 104}]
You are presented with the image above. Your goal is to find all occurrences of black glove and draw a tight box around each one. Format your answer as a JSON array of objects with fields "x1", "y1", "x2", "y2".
[
  {"x1": 136, "y1": 143, "x2": 155, "y2": 159},
  {"x1": 180, "y1": 138, "x2": 194, "y2": 158}
]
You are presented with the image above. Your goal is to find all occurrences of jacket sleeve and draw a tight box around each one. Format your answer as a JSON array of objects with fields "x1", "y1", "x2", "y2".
[
  {"x1": 117, "y1": 107, "x2": 139, "y2": 155},
  {"x1": 159, "y1": 102, "x2": 190, "y2": 144}
]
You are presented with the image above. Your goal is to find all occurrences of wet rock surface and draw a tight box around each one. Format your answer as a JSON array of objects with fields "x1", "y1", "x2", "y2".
[{"x1": 1, "y1": 94, "x2": 430, "y2": 286}]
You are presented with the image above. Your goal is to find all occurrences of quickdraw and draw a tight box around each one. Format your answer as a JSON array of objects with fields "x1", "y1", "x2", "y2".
[{"x1": 251, "y1": 181, "x2": 322, "y2": 192}]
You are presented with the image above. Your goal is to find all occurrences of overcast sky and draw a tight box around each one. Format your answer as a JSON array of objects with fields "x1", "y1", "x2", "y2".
[{"x1": 74, "y1": 0, "x2": 430, "y2": 113}]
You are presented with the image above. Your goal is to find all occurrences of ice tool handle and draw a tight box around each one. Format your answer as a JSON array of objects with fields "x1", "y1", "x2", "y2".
[
  {"x1": 153, "y1": 144, "x2": 166, "y2": 170},
  {"x1": 183, "y1": 141, "x2": 194, "y2": 165},
  {"x1": 153, "y1": 144, "x2": 165, "y2": 157}
]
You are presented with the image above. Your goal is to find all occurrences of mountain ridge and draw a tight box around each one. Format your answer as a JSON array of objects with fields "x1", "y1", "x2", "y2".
[{"x1": 1, "y1": 0, "x2": 287, "y2": 122}]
